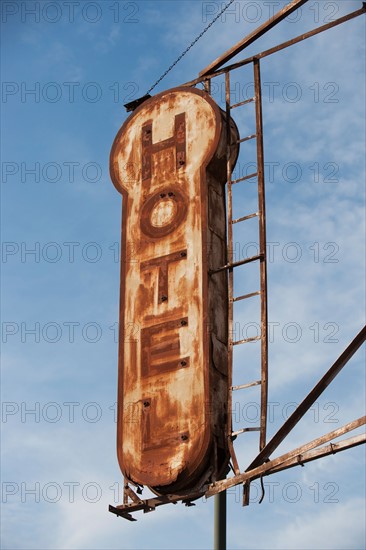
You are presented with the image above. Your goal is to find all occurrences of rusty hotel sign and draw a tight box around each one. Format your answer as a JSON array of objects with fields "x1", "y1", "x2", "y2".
[
  {"x1": 108, "y1": 0, "x2": 366, "y2": 523},
  {"x1": 110, "y1": 87, "x2": 239, "y2": 495}
]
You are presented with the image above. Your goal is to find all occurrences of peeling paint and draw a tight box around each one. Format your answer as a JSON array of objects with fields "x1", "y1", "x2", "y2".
[{"x1": 110, "y1": 87, "x2": 239, "y2": 495}]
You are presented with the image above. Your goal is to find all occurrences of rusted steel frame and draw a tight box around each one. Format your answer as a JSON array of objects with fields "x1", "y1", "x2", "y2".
[
  {"x1": 110, "y1": 419, "x2": 365, "y2": 518},
  {"x1": 203, "y1": 79, "x2": 211, "y2": 94},
  {"x1": 244, "y1": 431, "x2": 366, "y2": 504},
  {"x1": 123, "y1": 477, "x2": 129, "y2": 505},
  {"x1": 199, "y1": 0, "x2": 309, "y2": 76},
  {"x1": 112, "y1": 431, "x2": 365, "y2": 517},
  {"x1": 124, "y1": 485, "x2": 143, "y2": 505},
  {"x1": 109, "y1": 489, "x2": 205, "y2": 520},
  {"x1": 206, "y1": 416, "x2": 366, "y2": 496},
  {"x1": 246, "y1": 325, "x2": 366, "y2": 473},
  {"x1": 182, "y1": 4, "x2": 366, "y2": 89},
  {"x1": 225, "y1": 70, "x2": 240, "y2": 476},
  {"x1": 254, "y1": 58, "x2": 268, "y2": 453}
]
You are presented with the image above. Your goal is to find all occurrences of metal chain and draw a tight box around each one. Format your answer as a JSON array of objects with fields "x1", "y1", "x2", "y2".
[{"x1": 146, "y1": 0, "x2": 236, "y2": 95}]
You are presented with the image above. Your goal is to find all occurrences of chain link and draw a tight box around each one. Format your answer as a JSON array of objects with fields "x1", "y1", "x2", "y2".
[{"x1": 146, "y1": 0, "x2": 236, "y2": 95}]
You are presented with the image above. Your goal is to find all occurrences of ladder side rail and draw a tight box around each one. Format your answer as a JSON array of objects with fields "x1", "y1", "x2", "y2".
[
  {"x1": 254, "y1": 58, "x2": 269, "y2": 452},
  {"x1": 225, "y1": 71, "x2": 240, "y2": 475}
]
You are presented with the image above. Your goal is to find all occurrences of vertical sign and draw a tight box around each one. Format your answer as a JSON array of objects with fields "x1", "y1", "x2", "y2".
[{"x1": 110, "y1": 87, "x2": 239, "y2": 495}]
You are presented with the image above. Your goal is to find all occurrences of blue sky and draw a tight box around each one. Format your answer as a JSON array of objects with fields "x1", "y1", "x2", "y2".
[{"x1": 1, "y1": 1, "x2": 365, "y2": 549}]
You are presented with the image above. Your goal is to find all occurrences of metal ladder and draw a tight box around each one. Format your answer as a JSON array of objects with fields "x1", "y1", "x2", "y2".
[{"x1": 208, "y1": 59, "x2": 268, "y2": 476}]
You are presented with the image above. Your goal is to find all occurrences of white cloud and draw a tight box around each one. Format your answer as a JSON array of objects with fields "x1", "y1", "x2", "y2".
[{"x1": 270, "y1": 497, "x2": 366, "y2": 549}]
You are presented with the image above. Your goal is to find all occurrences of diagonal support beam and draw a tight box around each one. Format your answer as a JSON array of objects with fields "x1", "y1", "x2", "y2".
[
  {"x1": 183, "y1": 4, "x2": 366, "y2": 89},
  {"x1": 246, "y1": 326, "x2": 366, "y2": 472},
  {"x1": 206, "y1": 416, "x2": 366, "y2": 496},
  {"x1": 199, "y1": 0, "x2": 309, "y2": 76}
]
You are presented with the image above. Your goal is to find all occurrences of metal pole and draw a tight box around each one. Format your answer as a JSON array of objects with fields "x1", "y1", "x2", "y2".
[{"x1": 214, "y1": 491, "x2": 226, "y2": 550}]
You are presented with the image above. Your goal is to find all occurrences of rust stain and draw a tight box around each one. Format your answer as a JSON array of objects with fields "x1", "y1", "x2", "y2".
[{"x1": 110, "y1": 87, "x2": 239, "y2": 495}]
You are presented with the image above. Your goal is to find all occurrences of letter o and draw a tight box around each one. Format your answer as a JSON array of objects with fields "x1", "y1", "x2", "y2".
[{"x1": 140, "y1": 189, "x2": 188, "y2": 238}]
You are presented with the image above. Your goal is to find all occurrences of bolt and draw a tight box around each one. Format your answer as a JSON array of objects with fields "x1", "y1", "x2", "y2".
[
  {"x1": 159, "y1": 193, "x2": 166, "y2": 198},
  {"x1": 161, "y1": 295, "x2": 168, "y2": 302},
  {"x1": 180, "y1": 360, "x2": 187, "y2": 367}
]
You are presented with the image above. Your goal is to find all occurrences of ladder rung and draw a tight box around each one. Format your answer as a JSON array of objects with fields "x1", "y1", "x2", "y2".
[
  {"x1": 233, "y1": 335, "x2": 261, "y2": 345},
  {"x1": 209, "y1": 254, "x2": 263, "y2": 275},
  {"x1": 231, "y1": 172, "x2": 257, "y2": 184},
  {"x1": 232, "y1": 427, "x2": 260, "y2": 437},
  {"x1": 237, "y1": 134, "x2": 256, "y2": 144},
  {"x1": 232, "y1": 212, "x2": 258, "y2": 224},
  {"x1": 231, "y1": 380, "x2": 261, "y2": 391},
  {"x1": 233, "y1": 291, "x2": 260, "y2": 302},
  {"x1": 231, "y1": 97, "x2": 255, "y2": 109}
]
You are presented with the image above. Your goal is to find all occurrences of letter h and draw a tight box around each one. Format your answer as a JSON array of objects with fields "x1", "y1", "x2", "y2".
[{"x1": 141, "y1": 113, "x2": 186, "y2": 181}]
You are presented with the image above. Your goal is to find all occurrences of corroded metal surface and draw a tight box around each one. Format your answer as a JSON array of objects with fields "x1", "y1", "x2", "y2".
[
  {"x1": 108, "y1": 1, "x2": 366, "y2": 520},
  {"x1": 110, "y1": 87, "x2": 239, "y2": 495}
]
